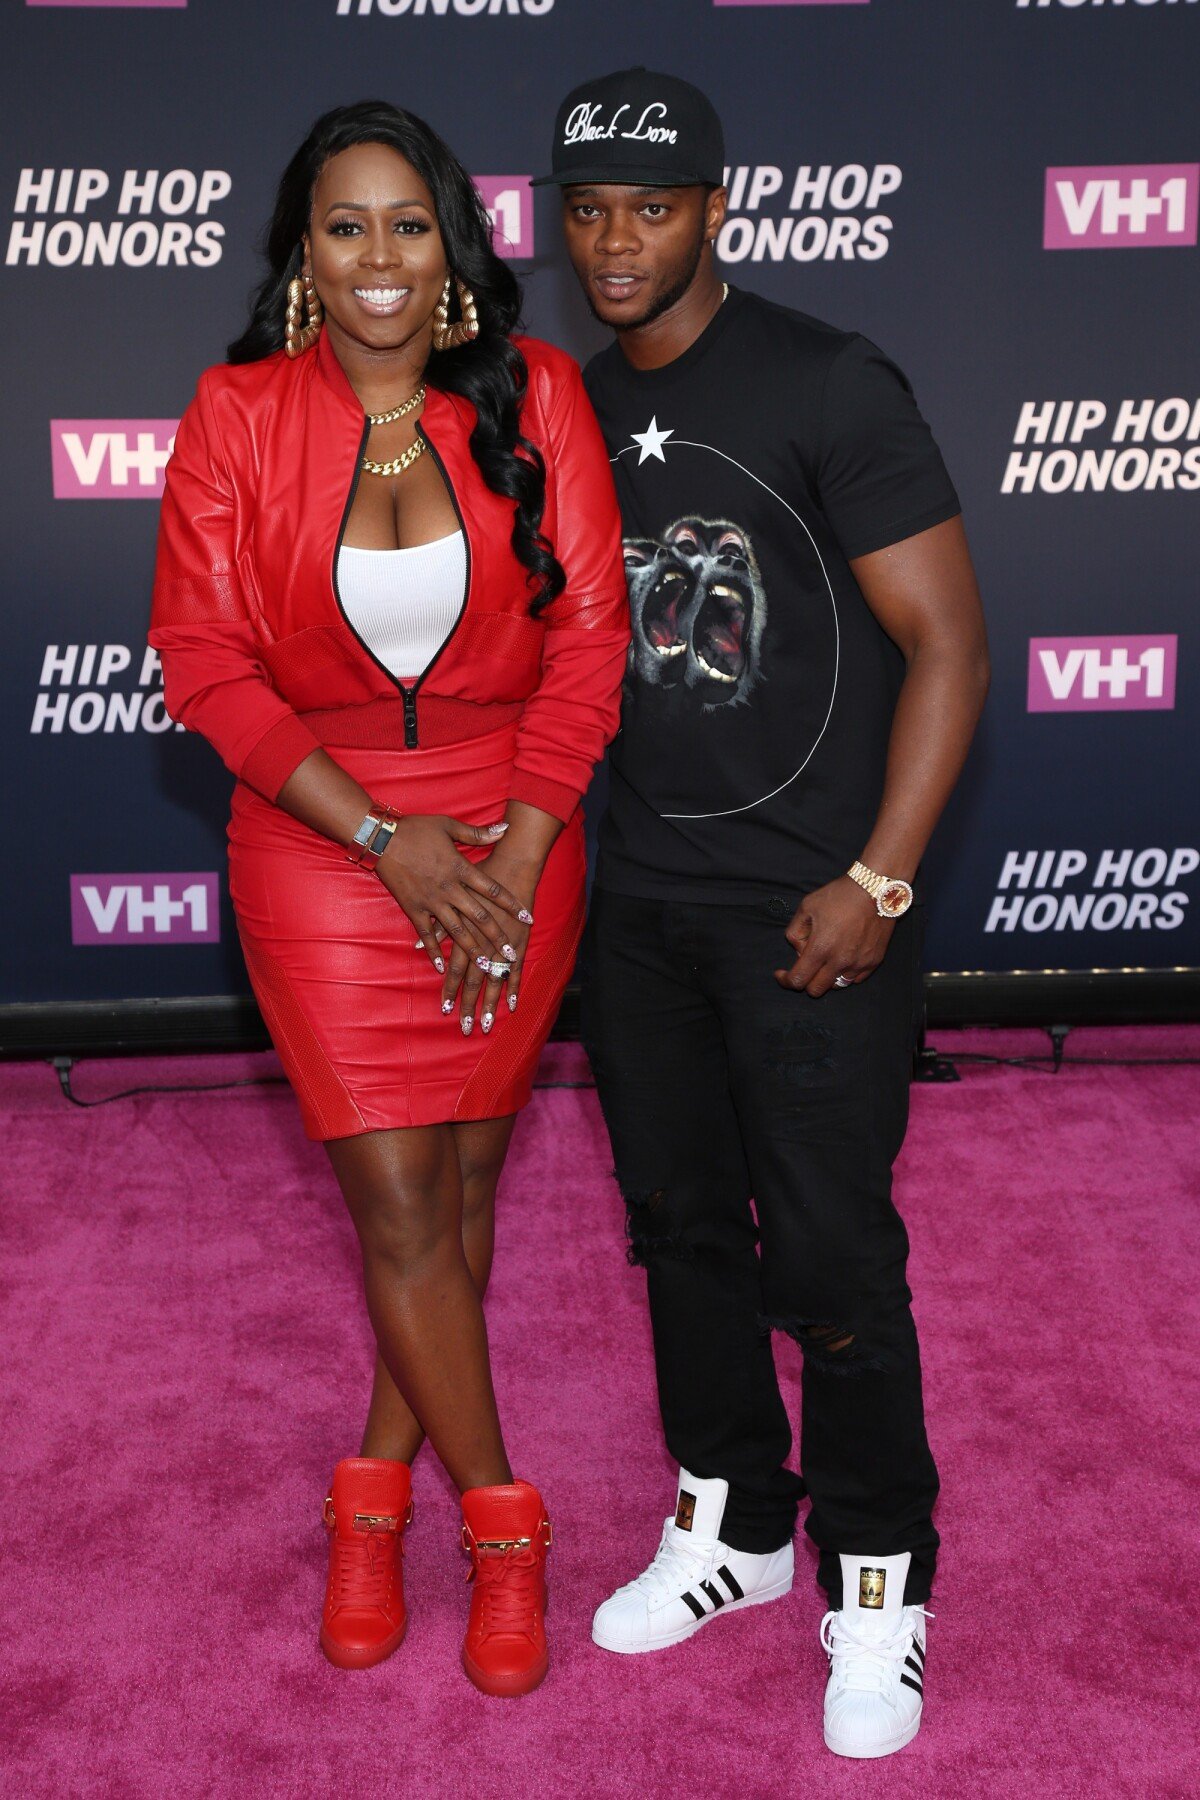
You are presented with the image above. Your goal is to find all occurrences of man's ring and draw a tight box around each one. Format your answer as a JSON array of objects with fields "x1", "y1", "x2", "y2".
[{"x1": 834, "y1": 974, "x2": 853, "y2": 989}]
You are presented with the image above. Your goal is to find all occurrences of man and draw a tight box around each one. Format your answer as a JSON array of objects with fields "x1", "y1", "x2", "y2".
[{"x1": 535, "y1": 68, "x2": 988, "y2": 1759}]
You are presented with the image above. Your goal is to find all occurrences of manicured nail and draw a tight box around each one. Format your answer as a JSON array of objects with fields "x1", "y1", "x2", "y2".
[
  {"x1": 414, "y1": 939, "x2": 424, "y2": 950},
  {"x1": 434, "y1": 956, "x2": 445, "y2": 973},
  {"x1": 442, "y1": 999, "x2": 454, "y2": 1015},
  {"x1": 507, "y1": 993, "x2": 517, "y2": 1012},
  {"x1": 487, "y1": 822, "x2": 509, "y2": 836},
  {"x1": 518, "y1": 908, "x2": 533, "y2": 925},
  {"x1": 461, "y1": 1015, "x2": 473, "y2": 1035},
  {"x1": 475, "y1": 955, "x2": 492, "y2": 973},
  {"x1": 481, "y1": 1012, "x2": 494, "y2": 1034},
  {"x1": 502, "y1": 944, "x2": 517, "y2": 961}
]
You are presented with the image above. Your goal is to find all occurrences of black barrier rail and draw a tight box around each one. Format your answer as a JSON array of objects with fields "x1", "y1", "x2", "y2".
[{"x1": 2, "y1": 968, "x2": 1198, "y2": 1064}]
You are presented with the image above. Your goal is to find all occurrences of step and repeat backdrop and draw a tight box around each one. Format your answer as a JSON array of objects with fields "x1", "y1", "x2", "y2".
[{"x1": 4, "y1": 0, "x2": 1197, "y2": 1017}]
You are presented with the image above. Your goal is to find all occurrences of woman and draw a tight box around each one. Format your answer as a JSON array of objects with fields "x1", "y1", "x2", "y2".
[{"x1": 150, "y1": 101, "x2": 628, "y2": 1696}]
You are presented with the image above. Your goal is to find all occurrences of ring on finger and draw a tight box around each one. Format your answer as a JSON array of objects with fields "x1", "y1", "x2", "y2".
[
  {"x1": 834, "y1": 973, "x2": 853, "y2": 989},
  {"x1": 475, "y1": 956, "x2": 512, "y2": 979}
]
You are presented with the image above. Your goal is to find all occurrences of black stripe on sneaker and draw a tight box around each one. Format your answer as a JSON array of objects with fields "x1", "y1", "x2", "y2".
[
  {"x1": 680, "y1": 1590, "x2": 707, "y2": 1620},
  {"x1": 717, "y1": 1565, "x2": 745, "y2": 1601},
  {"x1": 912, "y1": 1640, "x2": 926, "y2": 1667},
  {"x1": 904, "y1": 1654, "x2": 924, "y2": 1680},
  {"x1": 900, "y1": 1673, "x2": 923, "y2": 1696},
  {"x1": 699, "y1": 1581, "x2": 726, "y2": 1610}
]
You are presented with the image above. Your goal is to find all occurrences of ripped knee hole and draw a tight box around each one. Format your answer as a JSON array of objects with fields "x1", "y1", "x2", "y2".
[
  {"x1": 616, "y1": 1180, "x2": 693, "y2": 1267},
  {"x1": 760, "y1": 1313, "x2": 887, "y2": 1374}
]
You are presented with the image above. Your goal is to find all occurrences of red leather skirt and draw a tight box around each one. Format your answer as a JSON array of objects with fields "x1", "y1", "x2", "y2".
[{"x1": 227, "y1": 722, "x2": 585, "y2": 1142}]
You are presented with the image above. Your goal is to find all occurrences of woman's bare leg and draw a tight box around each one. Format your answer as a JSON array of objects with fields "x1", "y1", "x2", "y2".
[
  {"x1": 357, "y1": 1116, "x2": 516, "y2": 1462},
  {"x1": 327, "y1": 1118, "x2": 515, "y2": 1492}
]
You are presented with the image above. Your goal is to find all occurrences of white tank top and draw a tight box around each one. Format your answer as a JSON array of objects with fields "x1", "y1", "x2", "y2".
[{"x1": 337, "y1": 532, "x2": 466, "y2": 681}]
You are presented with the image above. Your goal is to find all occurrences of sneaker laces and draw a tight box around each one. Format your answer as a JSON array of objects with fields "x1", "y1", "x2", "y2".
[
  {"x1": 470, "y1": 1545, "x2": 542, "y2": 1642},
  {"x1": 625, "y1": 1520, "x2": 715, "y2": 1605},
  {"x1": 820, "y1": 1606, "x2": 934, "y2": 1695},
  {"x1": 328, "y1": 1531, "x2": 396, "y2": 1614}
]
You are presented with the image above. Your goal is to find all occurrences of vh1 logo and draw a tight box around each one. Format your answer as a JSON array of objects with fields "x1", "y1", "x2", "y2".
[
  {"x1": 1044, "y1": 165, "x2": 1199, "y2": 249},
  {"x1": 70, "y1": 875, "x2": 219, "y2": 945},
  {"x1": 51, "y1": 421, "x2": 177, "y2": 498},
  {"x1": 1028, "y1": 636, "x2": 1177, "y2": 712},
  {"x1": 474, "y1": 178, "x2": 533, "y2": 260}
]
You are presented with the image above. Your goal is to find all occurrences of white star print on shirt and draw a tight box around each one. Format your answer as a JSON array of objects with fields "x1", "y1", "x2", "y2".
[{"x1": 630, "y1": 416, "x2": 674, "y2": 464}]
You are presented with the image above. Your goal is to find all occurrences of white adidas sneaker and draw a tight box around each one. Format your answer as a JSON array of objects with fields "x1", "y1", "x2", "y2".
[
  {"x1": 821, "y1": 1551, "x2": 931, "y2": 1759},
  {"x1": 592, "y1": 1469, "x2": 794, "y2": 1655}
]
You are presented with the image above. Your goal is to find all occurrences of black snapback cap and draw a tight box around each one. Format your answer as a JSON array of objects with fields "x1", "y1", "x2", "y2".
[{"x1": 533, "y1": 67, "x2": 725, "y2": 189}]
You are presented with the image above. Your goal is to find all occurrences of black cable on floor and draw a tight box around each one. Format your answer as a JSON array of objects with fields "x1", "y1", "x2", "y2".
[{"x1": 51, "y1": 1056, "x2": 288, "y2": 1108}]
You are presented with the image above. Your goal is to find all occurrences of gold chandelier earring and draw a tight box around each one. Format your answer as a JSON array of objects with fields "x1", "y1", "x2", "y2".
[
  {"x1": 284, "y1": 270, "x2": 324, "y2": 359},
  {"x1": 432, "y1": 272, "x2": 479, "y2": 351}
]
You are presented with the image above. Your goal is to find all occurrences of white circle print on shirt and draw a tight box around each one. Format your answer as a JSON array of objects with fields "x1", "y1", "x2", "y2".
[{"x1": 611, "y1": 426, "x2": 840, "y2": 823}]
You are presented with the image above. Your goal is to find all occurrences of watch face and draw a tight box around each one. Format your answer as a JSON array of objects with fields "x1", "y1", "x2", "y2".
[{"x1": 879, "y1": 880, "x2": 913, "y2": 918}]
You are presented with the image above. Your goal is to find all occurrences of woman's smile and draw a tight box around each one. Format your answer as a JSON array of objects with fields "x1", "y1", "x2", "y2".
[{"x1": 352, "y1": 283, "x2": 414, "y2": 317}]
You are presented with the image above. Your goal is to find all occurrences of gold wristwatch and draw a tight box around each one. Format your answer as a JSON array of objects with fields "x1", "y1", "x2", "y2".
[{"x1": 847, "y1": 860, "x2": 914, "y2": 919}]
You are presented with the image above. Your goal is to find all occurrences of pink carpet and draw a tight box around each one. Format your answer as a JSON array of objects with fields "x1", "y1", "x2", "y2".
[{"x1": 3, "y1": 1026, "x2": 1198, "y2": 1797}]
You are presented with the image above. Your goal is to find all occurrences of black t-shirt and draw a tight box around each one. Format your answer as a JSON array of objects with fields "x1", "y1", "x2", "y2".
[{"x1": 582, "y1": 286, "x2": 960, "y2": 902}]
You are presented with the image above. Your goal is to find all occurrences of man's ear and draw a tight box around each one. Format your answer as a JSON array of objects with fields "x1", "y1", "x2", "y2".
[{"x1": 705, "y1": 186, "x2": 728, "y2": 244}]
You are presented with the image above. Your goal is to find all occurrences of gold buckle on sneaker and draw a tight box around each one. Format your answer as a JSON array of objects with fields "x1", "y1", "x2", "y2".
[
  {"x1": 460, "y1": 1517, "x2": 552, "y2": 1553},
  {"x1": 353, "y1": 1512, "x2": 400, "y2": 1533},
  {"x1": 324, "y1": 1497, "x2": 413, "y2": 1531}
]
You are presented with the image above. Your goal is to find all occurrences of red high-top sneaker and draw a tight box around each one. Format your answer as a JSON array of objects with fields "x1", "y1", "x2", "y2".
[
  {"x1": 460, "y1": 1480, "x2": 552, "y2": 1696},
  {"x1": 319, "y1": 1457, "x2": 412, "y2": 1669}
]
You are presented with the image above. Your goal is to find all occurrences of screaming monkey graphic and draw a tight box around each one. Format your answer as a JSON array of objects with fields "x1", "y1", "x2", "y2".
[{"x1": 623, "y1": 517, "x2": 766, "y2": 709}]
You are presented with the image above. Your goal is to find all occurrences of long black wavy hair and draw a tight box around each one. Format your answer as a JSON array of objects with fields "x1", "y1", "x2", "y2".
[{"x1": 228, "y1": 101, "x2": 565, "y2": 613}]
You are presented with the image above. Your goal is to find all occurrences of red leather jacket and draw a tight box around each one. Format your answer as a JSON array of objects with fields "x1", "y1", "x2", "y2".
[{"x1": 150, "y1": 330, "x2": 629, "y2": 823}]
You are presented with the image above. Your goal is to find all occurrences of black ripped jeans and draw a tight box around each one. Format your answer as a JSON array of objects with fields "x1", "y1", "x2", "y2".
[{"x1": 580, "y1": 887, "x2": 939, "y2": 1608}]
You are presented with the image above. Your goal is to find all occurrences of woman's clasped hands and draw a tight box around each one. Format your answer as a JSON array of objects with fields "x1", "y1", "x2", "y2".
[{"x1": 374, "y1": 814, "x2": 536, "y2": 1034}]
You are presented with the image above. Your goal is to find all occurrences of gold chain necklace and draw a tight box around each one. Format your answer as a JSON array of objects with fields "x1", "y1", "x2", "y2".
[
  {"x1": 361, "y1": 436, "x2": 426, "y2": 479},
  {"x1": 366, "y1": 384, "x2": 426, "y2": 427}
]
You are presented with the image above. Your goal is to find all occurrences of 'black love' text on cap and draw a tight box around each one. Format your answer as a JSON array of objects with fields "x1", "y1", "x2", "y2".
[{"x1": 534, "y1": 67, "x2": 725, "y2": 190}]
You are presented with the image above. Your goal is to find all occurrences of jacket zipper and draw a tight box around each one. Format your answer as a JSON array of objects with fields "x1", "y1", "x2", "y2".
[
  {"x1": 329, "y1": 415, "x2": 472, "y2": 751},
  {"x1": 404, "y1": 425, "x2": 472, "y2": 746}
]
